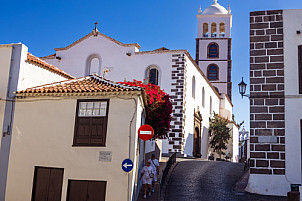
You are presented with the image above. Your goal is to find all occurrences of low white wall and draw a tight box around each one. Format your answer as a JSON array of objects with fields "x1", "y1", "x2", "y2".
[
  {"x1": 246, "y1": 174, "x2": 289, "y2": 196},
  {"x1": 231, "y1": 123, "x2": 239, "y2": 162}
]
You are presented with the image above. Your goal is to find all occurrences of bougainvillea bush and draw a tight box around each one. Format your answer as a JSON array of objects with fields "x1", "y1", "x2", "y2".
[{"x1": 119, "y1": 80, "x2": 173, "y2": 139}]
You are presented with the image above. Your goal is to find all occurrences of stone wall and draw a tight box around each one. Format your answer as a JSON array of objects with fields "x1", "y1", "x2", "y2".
[
  {"x1": 249, "y1": 10, "x2": 285, "y2": 175},
  {"x1": 169, "y1": 54, "x2": 186, "y2": 153}
]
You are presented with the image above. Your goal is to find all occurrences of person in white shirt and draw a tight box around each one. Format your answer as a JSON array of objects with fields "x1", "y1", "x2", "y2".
[
  {"x1": 140, "y1": 160, "x2": 154, "y2": 198},
  {"x1": 148, "y1": 154, "x2": 159, "y2": 192}
]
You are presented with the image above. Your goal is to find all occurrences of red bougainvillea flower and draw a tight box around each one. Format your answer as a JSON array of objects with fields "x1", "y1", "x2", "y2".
[{"x1": 119, "y1": 80, "x2": 173, "y2": 139}]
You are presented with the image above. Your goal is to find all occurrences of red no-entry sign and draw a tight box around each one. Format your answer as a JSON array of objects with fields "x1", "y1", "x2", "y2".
[{"x1": 138, "y1": 125, "x2": 154, "y2": 141}]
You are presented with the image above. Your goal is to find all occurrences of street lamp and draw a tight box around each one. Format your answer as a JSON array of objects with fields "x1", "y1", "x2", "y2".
[{"x1": 238, "y1": 77, "x2": 248, "y2": 98}]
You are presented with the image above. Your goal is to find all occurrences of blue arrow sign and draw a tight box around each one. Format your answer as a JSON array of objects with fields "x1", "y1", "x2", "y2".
[{"x1": 122, "y1": 159, "x2": 133, "y2": 173}]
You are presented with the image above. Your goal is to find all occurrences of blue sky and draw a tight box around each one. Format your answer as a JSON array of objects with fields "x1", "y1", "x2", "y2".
[{"x1": 1, "y1": 0, "x2": 302, "y2": 130}]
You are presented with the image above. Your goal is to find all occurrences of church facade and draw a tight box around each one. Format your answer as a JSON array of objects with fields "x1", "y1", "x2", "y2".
[{"x1": 42, "y1": 0, "x2": 238, "y2": 160}]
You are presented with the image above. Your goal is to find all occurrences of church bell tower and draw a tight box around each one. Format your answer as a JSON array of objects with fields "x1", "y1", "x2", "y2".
[{"x1": 196, "y1": 0, "x2": 232, "y2": 99}]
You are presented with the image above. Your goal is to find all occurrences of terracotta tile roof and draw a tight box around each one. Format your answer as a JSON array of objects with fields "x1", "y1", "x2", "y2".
[
  {"x1": 153, "y1": 47, "x2": 170, "y2": 51},
  {"x1": 135, "y1": 49, "x2": 186, "y2": 55},
  {"x1": 39, "y1": 53, "x2": 56, "y2": 60},
  {"x1": 54, "y1": 31, "x2": 140, "y2": 51},
  {"x1": 16, "y1": 74, "x2": 142, "y2": 96},
  {"x1": 27, "y1": 53, "x2": 74, "y2": 79}
]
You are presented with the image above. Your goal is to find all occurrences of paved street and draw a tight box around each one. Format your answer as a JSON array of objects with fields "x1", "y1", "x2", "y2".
[{"x1": 165, "y1": 160, "x2": 287, "y2": 201}]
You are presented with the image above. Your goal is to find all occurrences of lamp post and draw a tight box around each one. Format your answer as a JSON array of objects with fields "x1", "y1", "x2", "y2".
[{"x1": 238, "y1": 77, "x2": 248, "y2": 98}]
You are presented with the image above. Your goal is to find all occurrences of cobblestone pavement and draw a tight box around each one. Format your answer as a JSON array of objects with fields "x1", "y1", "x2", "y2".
[{"x1": 165, "y1": 160, "x2": 287, "y2": 201}]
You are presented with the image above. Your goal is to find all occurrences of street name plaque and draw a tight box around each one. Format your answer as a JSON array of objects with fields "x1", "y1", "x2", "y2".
[{"x1": 99, "y1": 151, "x2": 112, "y2": 162}]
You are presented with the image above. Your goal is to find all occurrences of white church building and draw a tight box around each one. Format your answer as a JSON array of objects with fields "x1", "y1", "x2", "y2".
[{"x1": 41, "y1": 0, "x2": 238, "y2": 160}]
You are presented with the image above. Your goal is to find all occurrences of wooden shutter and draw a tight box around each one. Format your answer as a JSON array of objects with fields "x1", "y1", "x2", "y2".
[
  {"x1": 32, "y1": 167, "x2": 64, "y2": 201},
  {"x1": 75, "y1": 118, "x2": 91, "y2": 145},
  {"x1": 67, "y1": 180, "x2": 106, "y2": 201},
  {"x1": 299, "y1": 46, "x2": 302, "y2": 94},
  {"x1": 90, "y1": 117, "x2": 107, "y2": 146}
]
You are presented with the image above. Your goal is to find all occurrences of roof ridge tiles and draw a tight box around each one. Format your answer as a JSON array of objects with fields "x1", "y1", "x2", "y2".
[{"x1": 16, "y1": 74, "x2": 142, "y2": 96}]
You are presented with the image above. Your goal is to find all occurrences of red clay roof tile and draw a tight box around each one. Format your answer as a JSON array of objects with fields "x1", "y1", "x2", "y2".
[
  {"x1": 27, "y1": 52, "x2": 74, "y2": 79},
  {"x1": 16, "y1": 74, "x2": 141, "y2": 95}
]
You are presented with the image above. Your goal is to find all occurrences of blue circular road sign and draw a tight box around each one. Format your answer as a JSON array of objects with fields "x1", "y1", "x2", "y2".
[{"x1": 122, "y1": 159, "x2": 134, "y2": 173}]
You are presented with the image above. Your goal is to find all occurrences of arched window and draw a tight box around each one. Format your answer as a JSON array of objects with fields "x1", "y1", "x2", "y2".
[
  {"x1": 203, "y1": 23, "x2": 209, "y2": 37},
  {"x1": 192, "y1": 76, "x2": 196, "y2": 99},
  {"x1": 202, "y1": 87, "x2": 205, "y2": 107},
  {"x1": 86, "y1": 54, "x2": 102, "y2": 76},
  {"x1": 211, "y1": 22, "x2": 217, "y2": 37},
  {"x1": 208, "y1": 43, "x2": 219, "y2": 58},
  {"x1": 207, "y1": 64, "x2": 219, "y2": 80},
  {"x1": 90, "y1": 57, "x2": 100, "y2": 75},
  {"x1": 148, "y1": 67, "x2": 159, "y2": 85},
  {"x1": 210, "y1": 96, "x2": 212, "y2": 115},
  {"x1": 219, "y1": 22, "x2": 225, "y2": 37}
]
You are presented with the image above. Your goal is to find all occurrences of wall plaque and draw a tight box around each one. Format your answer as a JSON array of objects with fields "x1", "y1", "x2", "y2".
[{"x1": 99, "y1": 151, "x2": 112, "y2": 162}]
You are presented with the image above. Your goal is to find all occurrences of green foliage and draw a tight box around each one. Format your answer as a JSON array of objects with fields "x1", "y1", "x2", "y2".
[{"x1": 209, "y1": 113, "x2": 231, "y2": 157}]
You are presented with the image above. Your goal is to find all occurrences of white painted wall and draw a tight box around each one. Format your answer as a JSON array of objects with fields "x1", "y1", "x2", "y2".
[
  {"x1": 5, "y1": 95, "x2": 143, "y2": 201},
  {"x1": 231, "y1": 123, "x2": 239, "y2": 162},
  {"x1": 44, "y1": 35, "x2": 173, "y2": 91},
  {"x1": 0, "y1": 45, "x2": 13, "y2": 147},
  {"x1": 17, "y1": 61, "x2": 67, "y2": 91},
  {"x1": 219, "y1": 94, "x2": 233, "y2": 120},
  {"x1": 284, "y1": 9, "x2": 302, "y2": 187},
  {"x1": 45, "y1": 36, "x2": 174, "y2": 97},
  {"x1": 183, "y1": 55, "x2": 220, "y2": 158},
  {"x1": 246, "y1": 174, "x2": 289, "y2": 196}
]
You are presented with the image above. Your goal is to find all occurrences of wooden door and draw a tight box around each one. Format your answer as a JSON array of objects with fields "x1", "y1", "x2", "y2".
[
  {"x1": 32, "y1": 167, "x2": 64, "y2": 201},
  {"x1": 193, "y1": 127, "x2": 199, "y2": 157},
  {"x1": 67, "y1": 180, "x2": 106, "y2": 201},
  {"x1": 87, "y1": 181, "x2": 106, "y2": 201}
]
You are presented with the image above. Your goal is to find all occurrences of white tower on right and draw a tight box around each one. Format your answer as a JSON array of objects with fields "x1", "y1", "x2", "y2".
[{"x1": 196, "y1": 0, "x2": 232, "y2": 99}]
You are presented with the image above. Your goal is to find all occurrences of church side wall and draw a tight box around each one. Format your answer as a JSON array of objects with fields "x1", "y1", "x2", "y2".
[
  {"x1": 166, "y1": 53, "x2": 186, "y2": 153},
  {"x1": 182, "y1": 56, "x2": 220, "y2": 158}
]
